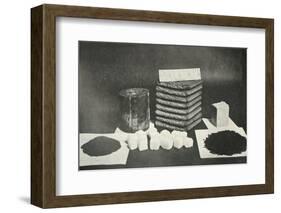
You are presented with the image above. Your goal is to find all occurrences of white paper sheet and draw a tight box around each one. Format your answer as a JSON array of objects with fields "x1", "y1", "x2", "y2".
[
  {"x1": 195, "y1": 118, "x2": 247, "y2": 159},
  {"x1": 79, "y1": 133, "x2": 129, "y2": 166}
]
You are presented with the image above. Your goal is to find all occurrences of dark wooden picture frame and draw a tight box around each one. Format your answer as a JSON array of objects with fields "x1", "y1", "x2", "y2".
[{"x1": 31, "y1": 4, "x2": 274, "y2": 208}]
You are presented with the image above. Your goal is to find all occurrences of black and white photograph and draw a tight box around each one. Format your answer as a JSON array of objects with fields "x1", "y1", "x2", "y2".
[
  {"x1": 78, "y1": 41, "x2": 247, "y2": 170},
  {"x1": 27, "y1": 2, "x2": 275, "y2": 208}
]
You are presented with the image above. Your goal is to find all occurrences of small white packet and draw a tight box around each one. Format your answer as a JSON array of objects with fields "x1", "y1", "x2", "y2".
[
  {"x1": 150, "y1": 132, "x2": 161, "y2": 150},
  {"x1": 114, "y1": 127, "x2": 129, "y2": 142},
  {"x1": 172, "y1": 130, "x2": 187, "y2": 137},
  {"x1": 160, "y1": 130, "x2": 173, "y2": 150},
  {"x1": 147, "y1": 126, "x2": 158, "y2": 138},
  {"x1": 173, "y1": 136, "x2": 184, "y2": 149},
  {"x1": 137, "y1": 130, "x2": 148, "y2": 151},
  {"x1": 127, "y1": 134, "x2": 138, "y2": 150},
  {"x1": 183, "y1": 137, "x2": 193, "y2": 148}
]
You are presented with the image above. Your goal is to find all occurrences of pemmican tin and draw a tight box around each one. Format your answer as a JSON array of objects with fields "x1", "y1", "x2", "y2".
[{"x1": 119, "y1": 88, "x2": 150, "y2": 133}]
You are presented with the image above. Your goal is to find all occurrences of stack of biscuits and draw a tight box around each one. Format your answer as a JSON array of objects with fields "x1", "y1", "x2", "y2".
[{"x1": 155, "y1": 80, "x2": 203, "y2": 131}]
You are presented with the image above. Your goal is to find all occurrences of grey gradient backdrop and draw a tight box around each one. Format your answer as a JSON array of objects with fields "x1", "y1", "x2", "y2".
[{"x1": 79, "y1": 41, "x2": 246, "y2": 134}]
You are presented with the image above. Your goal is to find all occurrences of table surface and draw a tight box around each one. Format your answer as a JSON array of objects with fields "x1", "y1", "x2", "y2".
[{"x1": 79, "y1": 121, "x2": 246, "y2": 171}]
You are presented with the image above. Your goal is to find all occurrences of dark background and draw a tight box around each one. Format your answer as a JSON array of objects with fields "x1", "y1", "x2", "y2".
[
  {"x1": 79, "y1": 41, "x2": 246, "y2": 133},
  {"x1": 78, "y1": 41, "x2": 247, "y2": 170}
]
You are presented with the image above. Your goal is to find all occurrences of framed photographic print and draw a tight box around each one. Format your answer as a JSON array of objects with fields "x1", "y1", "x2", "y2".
[{"x1": 31, "y1": 4, "x2": 274, "y2": 208}]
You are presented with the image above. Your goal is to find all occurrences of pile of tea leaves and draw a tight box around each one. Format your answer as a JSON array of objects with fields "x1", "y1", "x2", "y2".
[
  {"x1": 204, "y1": 130, "x2": 246, "y2": 156},
  {"x1": 81, "y1": 136, "x2": 121, "y2": 156}
]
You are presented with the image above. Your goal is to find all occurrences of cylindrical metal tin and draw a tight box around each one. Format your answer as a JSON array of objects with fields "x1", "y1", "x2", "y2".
[{"x1": 119, "y1": 88, "x2": 150, "y2": 133}]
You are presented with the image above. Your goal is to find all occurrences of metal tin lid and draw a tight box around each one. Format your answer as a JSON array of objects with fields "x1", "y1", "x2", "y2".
[{"x1": 119, "y1": 88, "x2": 149, "y2": 97}]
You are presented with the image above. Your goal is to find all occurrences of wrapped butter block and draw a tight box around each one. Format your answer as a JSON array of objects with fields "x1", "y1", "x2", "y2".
[
  {"x1": 137, "y1": 130, "x2": 148, "y2": 151},
  {"x1": 183, "y1": 137, "x2": 193, "y2": 148},
  {"x1": 210, "y1": 101, "x2": 230, "y2": 127},
  {"x1": 160, "y1": 130, "x2": 173, "y2": 150},
  {"x1": 127, "y1": 134, "x2": 138, "y2": 150},
  {"x1": 150, "y1": 132, "x2": 161, "y2": 150}
]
